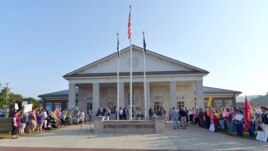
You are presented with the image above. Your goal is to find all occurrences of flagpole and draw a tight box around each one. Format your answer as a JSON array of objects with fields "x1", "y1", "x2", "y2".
[
  {"x1": 117, "y1": 33, "x2": 120, "y2": 120},
  {"x1": 143, "y1": 32, "x2": 147, "y2": 120},
  {"x1": 130, "y1": 40, "x2": 133, "y2": 120},
  {"x1": 128, "y1": 5, "x2": 133, "y2": 120}
]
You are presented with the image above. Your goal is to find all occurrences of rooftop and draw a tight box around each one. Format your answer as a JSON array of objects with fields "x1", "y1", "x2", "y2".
[{"x1": 38, "y1": 86, "x2": 241, "y2": 98}]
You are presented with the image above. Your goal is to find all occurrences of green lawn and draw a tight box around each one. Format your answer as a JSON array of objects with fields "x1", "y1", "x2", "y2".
[
  {"x1": 0, "y1": 118, "x2": 11, "y2": 139},
  {"x1": 0, "y1": 118, "x2": 11, "y2": 132},
  {"x1": 0, "y1": 132, "x2": 11, "y2": 139},
  {"x1": 0, "y1": 118, "x2": 66, "y2": 139}
]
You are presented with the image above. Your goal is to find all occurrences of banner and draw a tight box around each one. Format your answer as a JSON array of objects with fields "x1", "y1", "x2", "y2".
[
  {"x1": 209, "y1": 124, "x2": 215, "y2": 132},
  {"x1": 24, "y1": 104, "x2": 33, "y2": 113},
  {"x1": 15, "y1": 103, "x2": 19, "y2": 110},
  {"x1": 207, "y1": 97, "x2": 212, "y2": 107},
  {"x1": 234, "y1": 113, "x2": 244, "y2": 121},
  {"x1": 256, "y1": 131, "x2": 268, "y2": 142},
  {"x1": 22, "y1": 101, "x2": 28, "y2": 106}
]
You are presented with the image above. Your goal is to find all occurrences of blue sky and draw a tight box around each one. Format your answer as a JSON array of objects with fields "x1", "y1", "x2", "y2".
[{"x1": 0, "y1": 1, "x2": 267, "y2": 98}]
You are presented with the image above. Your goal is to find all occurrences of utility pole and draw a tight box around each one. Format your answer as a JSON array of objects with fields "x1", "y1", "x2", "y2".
[
  {"x1": 5, "y1": 83, "x2": 9, "y2": 106},
  {"x1": 4, "y1": 83, "x2": 9, "y2": 118}
]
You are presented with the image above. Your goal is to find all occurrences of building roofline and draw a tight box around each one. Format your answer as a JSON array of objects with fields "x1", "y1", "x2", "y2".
[
  {"x1": 65, "y1": 71, "x2": 207, "y2": 78},
  {"x1": 63, "y1": 45, "x2": 209, "y2": 78},
  {"x1": 203, "y1": 86, "x2": 242, "y2": 94},
  {"x1": 38, "y1": 86, "x2": 241, "y2": 99},
  {"x1": 132, "y1": 45, "x2": 209, "y2": 74}
]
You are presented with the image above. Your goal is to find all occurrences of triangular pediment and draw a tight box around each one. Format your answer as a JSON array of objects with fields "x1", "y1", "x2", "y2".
[{"x1": 64, "y1": 45, "x2": 208, "y2": 78}]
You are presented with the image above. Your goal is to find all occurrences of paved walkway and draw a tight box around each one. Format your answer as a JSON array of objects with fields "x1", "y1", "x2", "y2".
[{"x1": 0, "y1": 123, "x2": 268, "y2": 150}]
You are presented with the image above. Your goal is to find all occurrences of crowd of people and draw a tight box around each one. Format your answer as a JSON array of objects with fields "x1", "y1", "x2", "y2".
[
  {"x1": 11, "y1": 106, "x2": 86, "y2": 139},
  {"x1": 96, "y1": 107, "x2": 112, "y2": 120},
  {"x1": 96, "y1": 106, "x2": 142, "y2": 120},
  {"x1": 169, "y1": 107, "x2": 188, "y2": 129},
  {"x1": 168, "y1": 106, "x2": 268, "y2": 140},
  {"x1": 10, "y1": 103, "x2": 268, "y2": 141}
]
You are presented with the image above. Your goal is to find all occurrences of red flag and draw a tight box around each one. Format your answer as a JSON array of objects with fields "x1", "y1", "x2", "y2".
[
  {"x1": 244, "y1": 96, "x2": 252, "y2": 131},
  {"x1": 128, "y1": 5, "x2": 131, "y2": 40}
]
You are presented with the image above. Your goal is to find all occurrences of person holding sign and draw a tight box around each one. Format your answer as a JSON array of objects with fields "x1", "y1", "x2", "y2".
[
  {"x1": 233, "y1": 107, "x2": 244, "y2": 137},
  {"x1": 19, "y1": 107, "x2": 28, "y2": 136},
  {"x1": 207, "y1": 97, "x2": 212, "y2": 107}
]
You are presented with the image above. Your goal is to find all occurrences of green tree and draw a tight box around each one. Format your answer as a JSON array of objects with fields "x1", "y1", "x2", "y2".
[
  {"x1": 8, "y1": 92, "x2": 23, "y2": 105},
  {"x1": 250, "y1": 101, "x2": 260, "y2": 108},
  {"x1": 0, "y1": 87, "x2": 10, "y2": 108},
  {"x1": 23, "y1": 97, "x2": 41, "y2": 109}
]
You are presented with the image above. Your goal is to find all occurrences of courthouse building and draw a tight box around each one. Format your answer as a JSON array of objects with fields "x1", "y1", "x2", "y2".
[{"x1": 39, "y1": 45, "x2": 241, "y2": 117}]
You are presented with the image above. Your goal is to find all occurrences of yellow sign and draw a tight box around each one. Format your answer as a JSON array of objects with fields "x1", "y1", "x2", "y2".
[{"x1": 208, "y1": 97, "x2": 213, "y2": 107}]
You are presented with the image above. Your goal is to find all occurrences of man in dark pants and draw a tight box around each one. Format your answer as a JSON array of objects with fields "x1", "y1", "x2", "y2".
[
  {"x1": 205, "y1": 108, "x2": 211, "y2": 129},
  {"x1": 233, "y1": 109, "x2": 244, "y2": 137},
  {"x1": 149, "y1": 107, "x2": 153, "y2": 120},
  {"x1": 248, "y1": 112, "x2": 256, "y2": 138}
]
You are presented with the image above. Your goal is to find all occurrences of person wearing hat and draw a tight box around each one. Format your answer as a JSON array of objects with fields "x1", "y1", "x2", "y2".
[
  {"x1": 260, "y1": 106, "x2": 268, "y2": 141},
  {"x1": 261, "y1": 106, "x2": 268, "y2": 123}
]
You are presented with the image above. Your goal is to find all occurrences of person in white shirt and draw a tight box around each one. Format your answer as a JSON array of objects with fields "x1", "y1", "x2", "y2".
[
  {"x1": 43, "y1": 110, "x2": 48, "y2": 128},
  {"x1": 80, "y1": 110, "x2": 85, "y2": 124},
  {"x1": 119, "y1": 107, "x2": 123, "y2": 120}
]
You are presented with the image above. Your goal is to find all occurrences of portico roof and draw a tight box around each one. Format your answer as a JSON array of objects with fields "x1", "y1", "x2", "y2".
[
  {"x1": 203, "y1": 86, "x2": 241, "y2": 95},
  {"x1": 63, "y1": 45, "x2": 209, "y2": 79},
  {"x1": 38, "y1": 89, "x2": 78, "y2": 98}
]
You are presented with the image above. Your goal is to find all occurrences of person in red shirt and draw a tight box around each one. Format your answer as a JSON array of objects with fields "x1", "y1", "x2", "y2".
[
  {"x1": 11, "y1": 111, "x2": 21, "y2": 139},
  {"x1": 213, "y1": 110, "x2": 220, "y2": 132}
]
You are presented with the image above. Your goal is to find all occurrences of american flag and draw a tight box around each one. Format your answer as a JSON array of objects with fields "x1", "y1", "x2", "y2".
[{"x1": 128, "y1": 6, "x2": 131, "y2": 40}]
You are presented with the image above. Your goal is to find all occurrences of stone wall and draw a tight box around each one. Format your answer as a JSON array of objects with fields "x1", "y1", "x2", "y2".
[
  {"x1": 100, "y1": 87, "x2": 116, "y2": 108},
  {"x1": 176, "y1": 84, "x2": 195, "y2": 109},
  {"x1": 78, "y1": 86, "x2": 92, "y2": 114},
  {"x1": 150, "y1": 85, "x2": 170, "y2": 110},
  {"x1": 94, "y1": 116, "x2": 164, "y2": 134}
]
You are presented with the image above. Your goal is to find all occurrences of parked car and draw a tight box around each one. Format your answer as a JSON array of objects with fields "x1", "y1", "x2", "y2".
[{"x1": 0, "y1": 111, "x2": 5, "y2": 117}]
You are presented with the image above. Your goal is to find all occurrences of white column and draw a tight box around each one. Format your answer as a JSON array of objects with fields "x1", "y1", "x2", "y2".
[
  {"x1": 68, "y1": 83, "x2": 76, "y2": 109},
  {"x1": 92, "y1": 83, "x2": 100, "y2": 119},
  {"x1": 170, "y1": 81, "x2": 177, "y2": 109},
  {"x1": 119, "y1": 82, "x2": 125, "y2": 107},
  {"x1": 146, "y1": 81, "x2": 150, "y2": 120},
  {"x1": 195, "y1": 80, "x2": 204, "y2": 109}
]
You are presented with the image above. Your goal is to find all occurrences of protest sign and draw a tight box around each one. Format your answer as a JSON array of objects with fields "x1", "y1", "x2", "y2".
[{"x1": 24, "y1": 104, "x2": 33, "y2": 113}]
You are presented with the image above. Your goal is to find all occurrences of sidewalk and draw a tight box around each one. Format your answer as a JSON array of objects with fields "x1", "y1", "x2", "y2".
[{"x1": 0, "y1": 123, "x2": 267, "y2": 150}]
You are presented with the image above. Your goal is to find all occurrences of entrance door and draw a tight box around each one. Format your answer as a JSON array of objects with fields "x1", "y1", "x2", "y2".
[
  {"x1": 128, "y1": 90, "x2": 142, "y2": 119},
  {"x1": 153, "y1": 101, "x2": 163, "y2": 114}
]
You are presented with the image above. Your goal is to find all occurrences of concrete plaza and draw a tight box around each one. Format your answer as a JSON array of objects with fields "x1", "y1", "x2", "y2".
[{"x1": 0, "y1": 123, "x2": 267, "y2": 150}]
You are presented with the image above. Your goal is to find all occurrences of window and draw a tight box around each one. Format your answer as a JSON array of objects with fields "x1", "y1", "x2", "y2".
[
  {"x1": 54, "y1": 102, "x2": 61, "y2": 111},
  {"x1": 214, "y1": 100, "x2": 223, "y2": 108},
  {"x1": 177, "y1": 101, "x2": 184, "y2": 109},
  {"x1": 46, "y1": 103, "x2": 53, "y2": 111},
  {"x1": 87, "y1": 102, "x2": 92, "y2": 115},
  {"x1": 224, "y1": 100, "x2": 232, "y2": 108},
  {"x1": 153, "y1": 102, "x2": 163, "y2": 113},
  {"x1": 108, "y1": 102, "x2": 116, "y2": 114}
]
